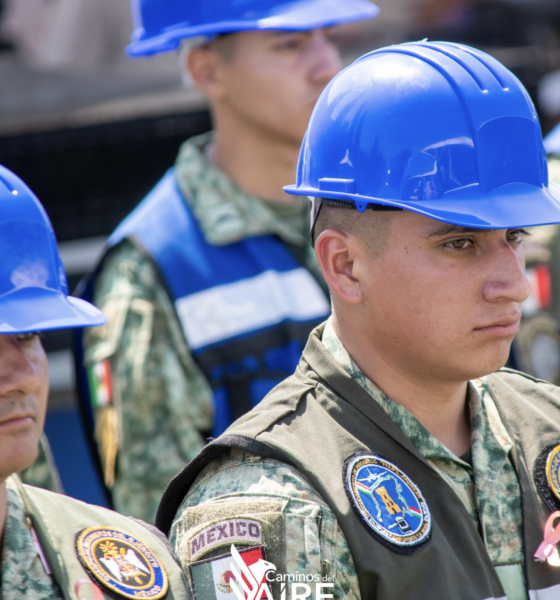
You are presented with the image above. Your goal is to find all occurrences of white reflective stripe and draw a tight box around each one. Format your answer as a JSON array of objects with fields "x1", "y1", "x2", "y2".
[
  {"x1": 530, "y1": 584, "x2": 560, "y2": 599},
  {"x1": 58, "y1": 236, "x2": 106, "y2": 276},
  {"x1": 175, "y1": 268, "x2": 330, "y2": 351},
  {"x1": 47, "y1": 350, "x2": 74, "y2": 392}
]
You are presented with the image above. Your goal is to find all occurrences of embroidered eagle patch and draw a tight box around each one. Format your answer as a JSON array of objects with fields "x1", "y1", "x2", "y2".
[
  {"x1": 344, "y1": 454, "x2": 431, "y2": 553},
  {"x1": 76, "y1": 526, "x2": 169, "y2": 599}
]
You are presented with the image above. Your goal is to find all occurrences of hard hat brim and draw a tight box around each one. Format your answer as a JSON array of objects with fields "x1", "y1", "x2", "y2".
[
  {"x1": 285, "y1": 181, "x2": 560, "y2": 229},
  {"x1": 0, "y1": 289, "x2": 106, "y2": 334},
  {"x1": 127, "y1": 0, "x2": 378, "y2": 57}
]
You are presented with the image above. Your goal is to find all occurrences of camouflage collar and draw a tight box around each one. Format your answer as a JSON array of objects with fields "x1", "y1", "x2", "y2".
[
  {"x1": 174, "y1": 133, "x2": 308, "y2": 248},
  {"x1": 321, "y1": 318, "x2": 513, "y2": 469}
]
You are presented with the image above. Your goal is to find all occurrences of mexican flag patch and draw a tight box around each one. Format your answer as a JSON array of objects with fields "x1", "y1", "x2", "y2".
[
  {"x1": 87, "y1": 359, "x2": 113, "y2": 408},
  {"x1": 189, "y1": 545, "x2": 274, "y2": 600}
]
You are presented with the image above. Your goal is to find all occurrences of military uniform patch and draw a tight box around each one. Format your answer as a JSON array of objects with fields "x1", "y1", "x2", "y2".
[
  {"x1": 344, "y1": 454, "x2": 431, "y2": 553},
  {"x1": 188, "y1": 518, "x2": 263, "y2": 561},
  {"x1": 189, "y1": 544, "x2": 273, "y2": 600},
  {"x1": 76, "y1": 526, "x2": 169, "y2": 599},
  {"x1": 534, "y1": 443, "x2": 560, "y2": 512}
]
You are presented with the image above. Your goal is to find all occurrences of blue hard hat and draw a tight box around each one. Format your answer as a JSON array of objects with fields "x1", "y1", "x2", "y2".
[
  {"x1": 0, "y1": 165, "x2": 106, "y2": 334},
  {"x1": 285, "y1": 41, "x2": 560, "y2": 229},
  {"x1": 127, "y1": 0, "x2": 378, "y2": 57},
  {"x1": 544, "y1": 123, "x2": 560, "y2": 157}
]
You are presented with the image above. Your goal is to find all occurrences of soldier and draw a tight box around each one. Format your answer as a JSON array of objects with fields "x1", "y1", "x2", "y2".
[
  {"x1": 76, "y1": 0, "x2": 378, "y2": 522},
  {"x1": 156, "y1": 43, "x2": 560, "y2": 599},
  {"x1": 0, "y1": 164, "x2": 191, "y2": 600}
]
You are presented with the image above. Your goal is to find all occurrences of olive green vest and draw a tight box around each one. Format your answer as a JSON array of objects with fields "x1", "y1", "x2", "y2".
[
  {"x1": 16, "y1": 480, "x2": 189, "y2": 600},
  {"x1": 158, "y1": 325, "x2": 560, "y2": 600}
]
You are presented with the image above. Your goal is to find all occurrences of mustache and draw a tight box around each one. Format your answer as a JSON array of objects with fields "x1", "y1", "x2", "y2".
[{"x1": 0, "y1": 396, "x2": 37, "y2": 422}]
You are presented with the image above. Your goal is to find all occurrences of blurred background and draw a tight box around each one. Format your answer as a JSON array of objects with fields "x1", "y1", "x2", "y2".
[{"x1": 1, "y1": 0, "x2": 559, "y2": 504}]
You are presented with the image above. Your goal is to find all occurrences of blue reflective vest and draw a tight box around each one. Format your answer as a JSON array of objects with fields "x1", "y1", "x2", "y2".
[{"x1": 77, "y1": 170, "x2": 330, "y2": 439}]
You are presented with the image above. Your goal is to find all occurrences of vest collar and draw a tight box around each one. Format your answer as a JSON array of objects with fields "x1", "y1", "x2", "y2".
[{"x1": 301, "y1": 324, "x2": 428, "y2": 465}]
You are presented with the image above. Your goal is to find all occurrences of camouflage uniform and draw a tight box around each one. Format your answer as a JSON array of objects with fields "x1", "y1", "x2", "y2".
[
  {"x1": 83, "y1": 133, "x2": 319, "y2": 523},
  {"x1": 170, "y1": 318, "x2": 526, "y2": 600},
  {"x1": 1, "y1": 477, "x2": 64, "y2": 600}
]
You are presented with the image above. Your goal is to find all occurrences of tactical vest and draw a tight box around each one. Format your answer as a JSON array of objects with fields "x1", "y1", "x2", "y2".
[
  {"x1": 13, "y1": 478, "x2": 189, "y2": 600},
  {"x1": 76, "y1": 170, "x2": 330, "y2": 441},
  {"x1": 157, "y1": 325, "x2": 560, "y2": 600}
]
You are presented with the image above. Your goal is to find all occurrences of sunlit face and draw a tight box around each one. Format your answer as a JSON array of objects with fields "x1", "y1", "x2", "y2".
[
  {"x1": 355, "y1": 211, "x2": 531, "y2": 383},
  {"x1": 215, "y1": 28, "x2": 342, "y2": 146},
  {"x1": 0, "y1": 333, "x2": 48, "y2": 483}
]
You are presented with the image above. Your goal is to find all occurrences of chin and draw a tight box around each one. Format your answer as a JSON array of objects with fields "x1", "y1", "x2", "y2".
[
  {"x1": 0, "y1": 439, "x2": 40, "y2": 478},
  {"x1": 465, "y1": 348, "x2": 512, "y2": 380}
]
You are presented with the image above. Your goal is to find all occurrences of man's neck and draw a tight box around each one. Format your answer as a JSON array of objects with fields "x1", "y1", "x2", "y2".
[
  {"x1": 0, "y1": 481, "x2": 7, "y2": 564},
  {"x1": 334, "y1": 318, "x2": 472, "y2": 457},
  {"x1": 211, "y1": 114, "x2": 300, "y2": 204}
]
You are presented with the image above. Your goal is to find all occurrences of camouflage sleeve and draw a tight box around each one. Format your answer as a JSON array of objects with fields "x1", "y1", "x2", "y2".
[
  {"x1": 19, "y1": 434, "x2": 64, "y2": 493},
  {"x1": 170, "y1": 449, "x2": 361, "y2": 600},
  {"x1": 83, "y1": 239, "x2": 213, "y2": 523}
]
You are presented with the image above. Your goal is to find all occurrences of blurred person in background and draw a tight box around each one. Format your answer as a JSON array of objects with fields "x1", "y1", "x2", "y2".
[
  {"x1": 0, "y1": 0, "x2": 131, "y2": 70},
  {"x1": 0, "y1": 164, "x2": 189, "y2": 600},
  {"x1": 76, "y1": 0, "x2": 379, "y2": 523}
]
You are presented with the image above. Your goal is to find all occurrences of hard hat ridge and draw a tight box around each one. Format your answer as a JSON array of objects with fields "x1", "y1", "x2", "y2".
[{"x1": 285, "y1": 41, "x2": 560, "y2": 229}]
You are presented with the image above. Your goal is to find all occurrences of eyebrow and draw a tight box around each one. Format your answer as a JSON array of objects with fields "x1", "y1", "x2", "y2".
[
  {"x1": 424, "y1": 224, "x2": 492, "y2": 238},
  {"x1": 267, "y1": 30, "x2": 309, "y2": 38}
]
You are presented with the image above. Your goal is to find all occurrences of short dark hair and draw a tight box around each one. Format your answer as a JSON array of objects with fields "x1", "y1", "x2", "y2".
[{"x1": 313, "y1": 199, "x2": 401, "y2": 258}]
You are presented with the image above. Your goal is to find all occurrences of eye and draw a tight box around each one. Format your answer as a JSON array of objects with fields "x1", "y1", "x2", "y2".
[
  {"x1": 15, "y1": 332, "x2": 41, "y2": 343},
  {"x1": 274, "y1": 35, "x2": 304, "y2": 52},
  {"x1": 445, "y1": 238, "x2": 474, "y2": 250},
  {"x1": 506, "y1": 229, "x2": 528, "y2": 243}
]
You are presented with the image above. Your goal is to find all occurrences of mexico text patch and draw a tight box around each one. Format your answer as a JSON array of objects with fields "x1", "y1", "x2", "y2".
[
  {"x1": 188, "y1": 518, "x2": 263, "y2": 561},
  {"x1": 344, "y1": 454, "x2": 431, "y2": 553},
  {"x1": 76, "y1": 526, "x2": 168, "y2": 599}
]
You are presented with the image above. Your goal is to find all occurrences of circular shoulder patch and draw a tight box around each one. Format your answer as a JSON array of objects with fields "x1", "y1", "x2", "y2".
[
  {"x1": 547, "y1": 445, "x2": 560, "y2": 502},
  {"x1": 345, "y1": 454, "x2": 431, "y2": 551},
  {"x1": 76, "y1": 527, "x2": 169, "y2": 599},
  {"x1": 534, "y1": 443, "x2": 560, "y2": 512}
]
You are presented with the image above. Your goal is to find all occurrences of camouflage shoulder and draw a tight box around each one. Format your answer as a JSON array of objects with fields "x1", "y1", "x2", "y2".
[
  {"x1": 83, "y1": 238, "x2": 164, "y2": 364},
  {"x1": 171, "y1": 448, "x2": 360, "y2": 600},
  {"x1": 493, "y1": 367, "x2": 556, "y2": 387}
]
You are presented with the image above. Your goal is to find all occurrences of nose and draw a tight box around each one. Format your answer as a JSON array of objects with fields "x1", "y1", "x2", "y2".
[
  {"x1": 0, "y1": 335, "x2": 41, "y2": 398},
  {"x1": 308, "y1": 29, "x2": 343, "y2": 87},
  {"x1": 482, "y1": 240, "x2": 531, "y2": 305}
]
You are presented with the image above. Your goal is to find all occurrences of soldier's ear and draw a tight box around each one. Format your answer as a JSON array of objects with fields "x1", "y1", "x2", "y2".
[
  {"x1": 187, "y1": 45, "x2": 227, "y2": 100},
  {"x1": 315, "y1": 229, "x2": 364, "y2": 305}
]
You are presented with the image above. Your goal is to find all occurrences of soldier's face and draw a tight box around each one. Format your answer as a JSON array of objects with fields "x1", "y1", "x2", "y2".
[
  {"x1": 205, "y1": 28, "x2": 342, "y2": 146},
  {"x1": 0, "y1": 333, "x2": 48, "y2": 482},
  {"x1": 356, "y1": 211, "x2": 531, "y2": 382}
]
